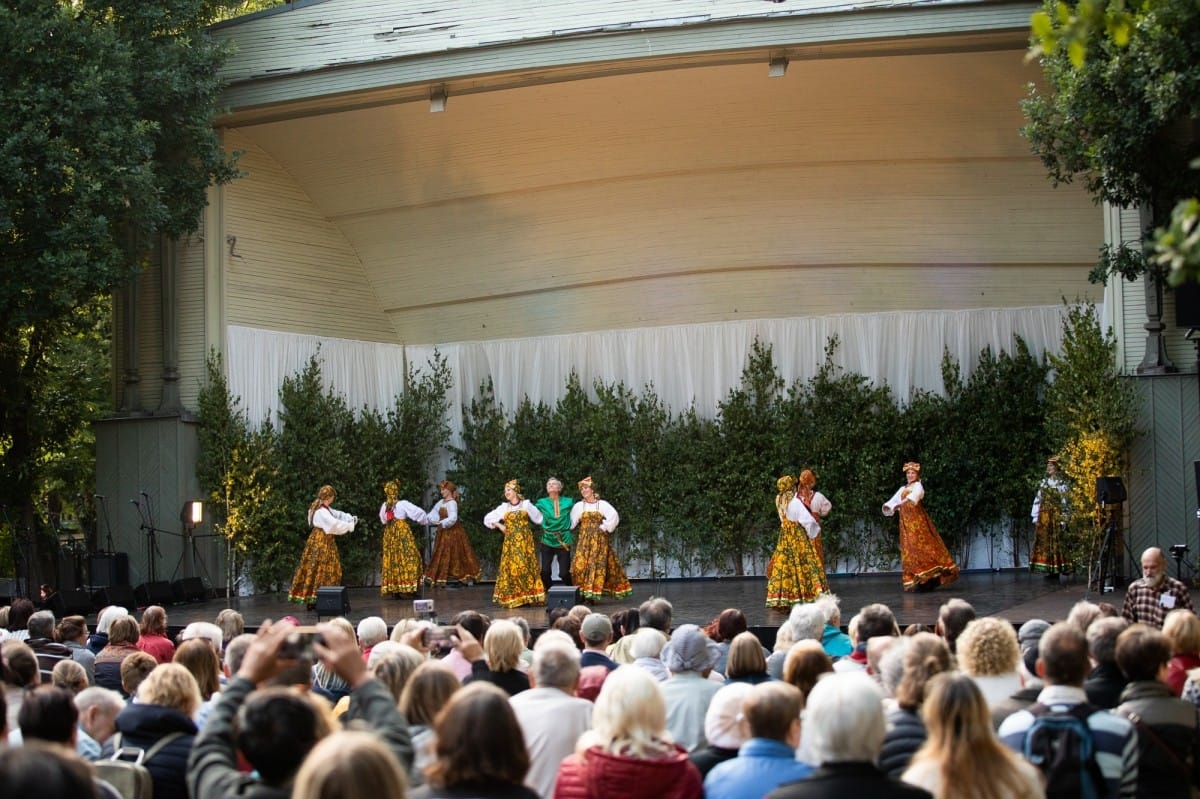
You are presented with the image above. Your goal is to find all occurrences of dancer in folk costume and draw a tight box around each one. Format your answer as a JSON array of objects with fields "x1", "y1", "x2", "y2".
[
  {"x1": 797, "y1": 468, "x2": 833, "y2": 570},
  {"x1": 1030, "y1": 456, "x2": 1070, "y2": 575},
  {"x1": 424, "y1": 480, "x2": 481, "y2": 586},
  {"x1": 534, "y1": 476, "x2": 574, "y2": 589},
  {"x1": 288, "y1": 484, "x2": 356, "y2": 607},
  {"x1": 766, "y1": 474, "x2": 829, "y2": 610},
  {"x1": 883, "y1": 462, "x2": 959, "y2": 591},
  {"x1": 570, "y1": 476, "x2": 633, "y2": 602},
  {"x1": 483, "y1": 479, "x2": 546, "y2": 607},
  {"x1": 379, "y1": 479, "x2": 427, "y2": 597}
]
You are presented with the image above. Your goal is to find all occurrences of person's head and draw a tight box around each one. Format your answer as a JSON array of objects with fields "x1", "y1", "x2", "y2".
[
  {"x1": 877, "y1": 638, "x2": 909, "y2": 698},
  {"x1": 781, "y1": 639, "x2": 833, "y2": 702},
  {"x1": 399, "y1": 661, "x2": 460, "y2": 727},
  {"x1": 662, "y1": 624, "x2": 720, "y2": 675},
  {"x1": 181, "y1": 621, "x2": 224, "y2": 653},
  {"x1": 174, "y1": 637, "x2": 222, "y2": 700},
  {"x1": 812, "y1": 593, "x2": 842, "y2": 627},
  {"x1": 356, "y1": 616, "x2": 388, "y2": 650},
  {"x1": 0, "y1": 741, "x2": 97, "y2": 796},
  {"x1": 451, "y1": 610, "x2": 488, "y2": 642},
  {"x1": 383, "y1": 479, "x2": 400, "y2": 503},
  {"x1": 543, "y1": 477, "x2": 563, "y2": 499},
  {"x1": 27, "y1": 610, "x2": 55, "y2": 640},
  {"x1": 568, "y1": 605, "x2": 591, "y2": 624},
  {"x1": 1086, "y1": 616, "x2": 1130, "y2": 667},
  {"x1": 503, "y1": 479, "x2": 523, "y2": 503},
  {"x1": 1046, "y1": 456, "x2": 1060, "y2": 475},
  {"x1": 224, "y1": 633, "x2": 256, "y2": 676},
  {"x1": 1141, "y1": 547, "x2": 1168, "y2": 589},
  {"x1": 75, "y1": 686, "x2": 124, "y2": 743},
  {"x1": 55, "y1": 615, "x2": 87, "y2": 645},
  {"x1": 427, "y1": 682, "x2": 529, "y2": 789},
  {"x1": 140, "y1": 605, "x2": 168, "y2": 637},
  {"x1": 743, "y1": 681, "x2": 803, "y2": 745},
  {"x1": 588, "y1": 664, "x2": 671, "y2": 757},
  {"x1": 482, "y1": 620, "x2": 525, "y2": 673},
  {"x1": 894, "y1": 632, "x2": 953, "y2": 711},
  {"x1": 956, "y1": 617, "x2": 1020, "y2": 677},
  {"x1": 856, "y1": 603, "x2": 899, "y2": 640},
  {"x1": 629, "y1": 627, "x2": 668, "y2": 660},
  {"x1": 1115, "y1": 624, "x2": 1173, "y2": 682},
  {"x1": 7, "y1": 598, "x2": 34, "y2": 632},
  {"x1": 316, "y1": 485, "x2": 336, "y2": 504},
  {"x1": 551, "y1": 615, "x2": 582, "y2": 648},
  {"x1": 96, "y1": 605, "x2": 128, "y2": 636},
  {"x1": 703, "y1": 682, "x2": 753, "y2": 752},
  {"x1": 292, "y1": 730, "x2": 408, "y2": 799},
  {"x1": 1018, "y1": 618, "x2": 1050, "y2": 677},
  {"x1": 806, "y1": 671, "x2": 886, "y2": 763},
  {"x1": 530, "y1": 642, "x2": 581, "y2": 692},
  {"x1": 1039, "y1": 621, "x2": 1091, "y2": 686},
  {"x1": 236, "y1": 686, "x2": 333, "y2": 785},
  {"x1": 935, "y1": 598, "x2": 976, "y2": 652},
  {"x1": 903, "y1": 462, "x2": 921, "y2": 483},
  {"x1": 19, "y1": 684, "x2": 78, "y2": 744},
  {"x1": 510, "y1": 616, "x2": 532, "y2": 650},
  {"x1": 439, "y1": 480, "x2": 458, "y2": 500},
  {"x1": 1163, "y1": 610, "x2": 1200, "y2": 655},
  {"x1": 215, "y1": 608, "x2": 245, "y2": 644},
  {"x1": 704, "y1": 608, "x2": 748, "y2": 643},
  {"x1": 137, "y1": 662, "x2": 202, "y2": 717},
  {"x1": 1068, "y1": 601, "x2": 1103, "y2": 634},
  {"x1": 107, "y1": 615, "x2": 140, "y2": 647},
  {"x1": 725, "y1": 631, "x2": 767, "y2": 679},
  {"x1": 776, "y1": 474, "x2": 797, "y2": 496},
  {"x1": 370, "y1": 647, "x2": 425, "y2": 704},
  {"x1": 51, "y1": 659, "x2": 88, "y2": 695},
  {"x1": 919, "y1": 672, "x2": 995, "y2": 753},
  {"x1": 638, "y1": 596, "x2": 673, "y2": 633},
  {"x1": 787, "y1": 603, "x2": 827, "y2": 644},
  {"x1": 580, "y1": 613, "x2": 613, "y2": 649},
  {"x1": 577, "y1": 475, "x2": 598, "y2": 502},
  {"x1": 2, "y1": 641, "x2": 39, "y2": 688},
  {"x1": 120, "y1": 651, "x2": 158, "y2": 697},
  {"x1": 798, "y1": 469, "x2": 817, "y2": 490}
]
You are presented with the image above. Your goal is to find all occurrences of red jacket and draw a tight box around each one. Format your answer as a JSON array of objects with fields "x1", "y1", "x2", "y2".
[
  {"x1": 552, "y1": 744, "x2": 702, "y2": 799},
  {"x1": 136, "y1": 633, "x2": 177, "y2": 665}
]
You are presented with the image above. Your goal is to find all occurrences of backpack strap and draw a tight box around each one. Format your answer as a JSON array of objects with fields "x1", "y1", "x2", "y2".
[
  {"x1": 141, "y1": 732, "x2": 185, "y2": 765},
  {"x1": 1117, "y1": 708, "x2": 1195, "y2": 783}
]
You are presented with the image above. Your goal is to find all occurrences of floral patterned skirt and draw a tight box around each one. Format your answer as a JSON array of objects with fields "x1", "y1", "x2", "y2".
[
  {"x1": 766, "y1": 519, "x2": 828, "y2": 608},
  {"x1": 493, "y1": 511, "x2": 546, "y2": 608},
  {"x1": 424, "y1": 522, "x2": 482, "y2": 585},
  {"x1": 1030, "y1": 508, "x2": 1070, "y2": 574},
  {"x1": 899, "y1": 504, "x2": 959, "y2": 591},
  {"x1": 288, "y1": 528, "x2": 341, "y2": 604},
  {"x1": 572, "y1": 513, "x2": 632, "y2": 601},
  {"x1": 381, "y1": 519, "x2": 424, "y2": 595}
]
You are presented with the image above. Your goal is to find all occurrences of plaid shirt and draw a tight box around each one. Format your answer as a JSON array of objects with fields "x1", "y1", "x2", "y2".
[{"x1": 1121, "y1": 575, "x2": 1193, "y2": 628}]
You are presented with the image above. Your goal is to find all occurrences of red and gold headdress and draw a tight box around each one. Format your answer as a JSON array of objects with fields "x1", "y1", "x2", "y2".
[
  {"x1": 504, "y1": 479, "x2": 523, "y2": 500},
  {"x1": 902, "y1": 462, "x2": 921, "y2": 475},
  {"x1": 798, "y1": 469, "x2": 817, "y2": 490}
]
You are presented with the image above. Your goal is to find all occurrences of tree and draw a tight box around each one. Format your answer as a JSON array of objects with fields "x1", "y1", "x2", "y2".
[
  {"x1": 1023, "y1": 0, "x2": 1200, "y2": 284},
  {"x1": 0, "y1": 1, "x2": 239, "y2": 571}
]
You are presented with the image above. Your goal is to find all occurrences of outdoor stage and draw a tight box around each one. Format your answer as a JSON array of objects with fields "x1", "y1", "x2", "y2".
[{"x1": 155, "y1": 569, "x2": 1125, "y2": 638}]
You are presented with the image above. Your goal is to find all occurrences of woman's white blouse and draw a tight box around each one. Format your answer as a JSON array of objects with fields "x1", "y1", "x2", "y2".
[
  {"x1": 484, "y1": 499, "x2": 543, "y2": 528},
  {"x1": 569, "y1": 499, "x2": 619, "y2": 532}
]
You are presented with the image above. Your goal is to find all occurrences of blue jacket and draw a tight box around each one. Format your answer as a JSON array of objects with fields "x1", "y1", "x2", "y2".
[
  {"x1": 821, "y1": 624, "x2": 853, "y2": 659},
  {"x1": 704, "y1": 738, "x2": 813, "y2": 799}
]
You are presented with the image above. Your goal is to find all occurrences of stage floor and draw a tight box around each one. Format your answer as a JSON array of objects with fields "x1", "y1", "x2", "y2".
[{"x1": 155, "y1": 569, "x2": 1122, "y2": 633}]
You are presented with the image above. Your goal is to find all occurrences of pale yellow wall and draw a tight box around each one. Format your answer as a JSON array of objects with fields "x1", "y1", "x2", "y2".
[
  {"x1": 221, "y1": 130, "x2": 396, "y2": 342},
  {"x1": 230, "y1": 49, "x2": 1102, "y2": 345}
]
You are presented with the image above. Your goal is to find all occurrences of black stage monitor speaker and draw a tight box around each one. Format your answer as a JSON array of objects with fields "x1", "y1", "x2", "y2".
[
  {"x1": 89, "y1": 553, "x2": 130, "y2": 588},
  {"x1": 93, "y1": 585, "x2": 137, "y2": 613},
  {"x1": 546, "y1": 585, "x2": 581, "y2": 614},
  {"x1": 316, "y1": 586, "x2": 350, "y2": 618},
  {"x1": 172, "y1": 577, "x2": 206, "y2": 604},
  {"x1": 1096, "y1": 476, "x2": 1127, "y2": 505},
  {"x1": 135, "y1": 581, "x2": 175, "y2": 608},
  {"x1": 51, "y1": 589, "x2": 94, "y2": 617}
]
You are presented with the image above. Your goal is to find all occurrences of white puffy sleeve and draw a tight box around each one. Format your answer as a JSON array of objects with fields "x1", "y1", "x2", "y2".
[
  {"x1": 905, "y1": 482, "x2": 925, "y2": 505},
  {"x1": 313, "y1": 506, "x2": 355, "y2": 535},
  {"x1": 483, "y1": 503, "x2": 507, "y2": 529},
  {"x1": 1031, "y1": 484, "x2": 1043, "y2": 523},
  {"x1": 522, "y1": 499, "x2": 544, "y2": 525},
  {"x1": 786, "y1": 496, "x2": 820, "y2": 539},
  {"x1": 810, "y1": 491, "x2": 832, "y2": 519},
  {"x1": 597, "y1": 500, "x2": 619, "y2": 532},
  {"x1": 569, "y1": 501, "x2": 584, "y2": 529},
  {"x1": 397, "y1": 499, "x2": 428, "y2": 525},
  {"x1": 432, "y1": 499, "x2": 458, "y2": 528},
  {"x1": 882, "y1": 487, "x2": 904, "y2": 516},
  {"x1": 379, "y1": 502, "x2": 392, "y2": 525}
]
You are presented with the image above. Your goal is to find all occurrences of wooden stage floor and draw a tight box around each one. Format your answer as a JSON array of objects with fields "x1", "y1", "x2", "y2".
[{"x1": 156, "y1": 569, "x2": 1124, "y2": 634}]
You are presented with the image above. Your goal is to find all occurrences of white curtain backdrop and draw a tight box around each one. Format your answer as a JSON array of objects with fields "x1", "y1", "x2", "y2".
[{"x1": 228, "y1": 304, "x2": 1076, "y2": 441}]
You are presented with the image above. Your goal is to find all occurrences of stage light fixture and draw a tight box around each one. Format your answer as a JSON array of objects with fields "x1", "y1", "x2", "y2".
[
  {"x1": 768, "y1": 57, "x2": 788, "y2": 78},
  {"x1": 181, "y1": 500, "x2": 203, "y2": 530}
]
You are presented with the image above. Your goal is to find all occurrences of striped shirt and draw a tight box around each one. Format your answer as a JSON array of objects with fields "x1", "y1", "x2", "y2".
[{"x1": 998, "y1": 684, "x2": 1138, "y2": 799}]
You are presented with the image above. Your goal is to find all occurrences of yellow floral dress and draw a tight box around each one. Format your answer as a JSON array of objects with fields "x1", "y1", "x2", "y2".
[
  {"x1": 380, "y1": 499, "x2": 425, "y2": 595},
  {"x1": 289, "y1": 505, "x2": 354, "y2": 605},
  {"x1": 1030, "y1": 476, "x2": 1070, "y2": 574},
  {"x1": 765, "y1": 509, "x2": 828, "y2": 609},
  {"x1": 493, "y1": 508, "x2": 546, "y2": 607},
  {"x1": 572, "y1": 504, "x2": 633, "y2": 601}
]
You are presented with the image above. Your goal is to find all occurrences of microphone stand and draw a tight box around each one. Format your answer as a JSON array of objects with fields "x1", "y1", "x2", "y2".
[
  {"x1": 133, "y1": 495, "x2": 163, "y2": 583},
  {"x1": 96, "y1": 495, "x2": 116, "y2": 554}
]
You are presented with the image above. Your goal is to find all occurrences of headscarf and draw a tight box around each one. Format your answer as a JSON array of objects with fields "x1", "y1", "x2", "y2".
[
  {"x1": 578, "y1": 475, "x2": 598, "y2": 497},
  {"x1": 902, "y1": 462, "x2": 921, "y2": 475},
  {"x1": 383, "y1": 480, "x2": 399, "y2": 500},
  {"x1": 504, "y1": 479, "x2": 523, "y2": 501}
]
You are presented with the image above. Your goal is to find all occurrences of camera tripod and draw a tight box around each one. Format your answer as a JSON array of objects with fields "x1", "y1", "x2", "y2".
[{"x1": 1087, "y1": 500, "x2": 1137, "y2": 596}]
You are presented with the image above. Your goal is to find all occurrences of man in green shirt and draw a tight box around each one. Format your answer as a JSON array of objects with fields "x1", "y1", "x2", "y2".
[{"x1": 534, "y1": 477, "x2": 574, "y2": 590}]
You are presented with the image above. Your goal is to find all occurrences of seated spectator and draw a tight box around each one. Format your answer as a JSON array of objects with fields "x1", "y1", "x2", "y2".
[
  {"x1": 93, "y1": 615, "x2": 140, "y2": 694},
  {"x1": 119, "y1": 650, "x2": 158, "y2": 699},
  {"x1": 580, "y1": 614, "x2": 619, "y2": 671},
  {"x1": 813, "y1": 594, "x2": 853, "y2": 661},
  {"x1": 1113, "y1": 624, "x2": 1200, "y2": 799},
  {"x1": 1069, "y1": 600, "x2": 1103, "y2": 634},
  {"x1": 1084, "y1": 616, "x2": 1131, "y2": 709},
  {"x1": 175, "y1": 637, "x2": 223, "y2": 725},
  {"x1": 18, "y1": 684, "x2": 79, "y2": 746},
  {"x1": 5, "y1": 598, "x2": 34, "y2": 643},
  {"x1": 412, "y1": 682, "x2": 537, "y2": 799},
  {"x1": 334, "y1": 644, "x2": 425, "y2": 719},
  {"x1": 511, "y1": 616, "x2": 535, "y2": 671},
  {"x1": 357, "y1": 616, "x2": 388, "y2": 663},
  {"x1": 834, "y1": 603, "x2": 898, "y2": 674},
  {"x1": 660, "y1": 624, "x2": 723, "y2": 752},
  {"x1": 26, "y1": 610, "x2": 72, "y2": 682},
  {"x1": 311, "y1": 617, "x2": 357, "y2": 703},
  {"x1": 510, "y1": 642, "x2": 594, "y2": 799},
  {"x1": 55, "y1": 615, "x2": 96, "y2": 685},
  {"x1": 768, "y1": 604, "x2": 824, "y2": 679},
  {"x1": 87, "y1": 606, "x2": 128, "y2": 654},
  {"x1": 3, "y1": 641, "x2": 40, "y2": 742},
  {"x1": 188, "y1": 620, "x2": 413, "y2": 799},
  {"x1": 704, "y1": 608, "x2": 750, "y2": 675},
  {"x1": 880, "y1": 633, "x2": 952, "y2": 777},
  {"x1": 554, "y1": 666, "x2": 703, "y2": 799},
  {"x1": 705, "y1": 681, "x2": 812, "y2": 799},
  {"x1": 956, "y1": 617, "x2": 1023, "y2": 707},
  {"x1": 781, "y1": 639, "x2": 833, "y2": 706},
  {"x1": 293, "y1": 730, "x2": 409, "y2": 799},
  {"x1": 214, "y1": 609, "x2": 245, "y2": 651},
  {"x1": 1162, "y1": 609, "x2": 1200, "y2": 696},
  {"x1": 180, "y1": 621, "x2": 225, "y2": 655},
  {"x1": 136, "y1": 606, "x2": 176, "y2": 664},
  {"x1": 75, "y1": 686, "x2": 124, "y2": 761},
  {"x1": 610, "y1": 597, "x2": 671, "y2": 665},
  {"x1": 765, "y1": 671, "x2": 930, "y2": 799},
  {"x1": 724, "y1": 631, "x2": 772, "y2": 685},
  {"x1": 400, "y1": 661, "x2": 460, "y2": 786},
  {"x1": 689, "y1": 682, "x2": 753, "y2": 778},
  {"x1": 629, "y1": 627, "x2": 669, "y2": 682},
  {"x1": 463, "y1": 619, "x2": 531, "y2": 696},
  {"x1": 935, "y1": 598, "x2": 976, "y2": 654},
  {"x1": 441, "y1": 610, "x2": 489, "y2": 682},
  {"x1": 0, "y1": 740, "x2": 102, "y2": 799},
  {"x1": 114, "y1": 662, "x2": 201, "y2": 798},
  {"x1": 51, "y1": 659, "x2": 89, "y2": 695}
]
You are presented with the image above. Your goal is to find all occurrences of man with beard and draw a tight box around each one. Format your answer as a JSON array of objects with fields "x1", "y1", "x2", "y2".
[{"x1": 1122, "y1": 547, "x2": 1193, "y2": 628}]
